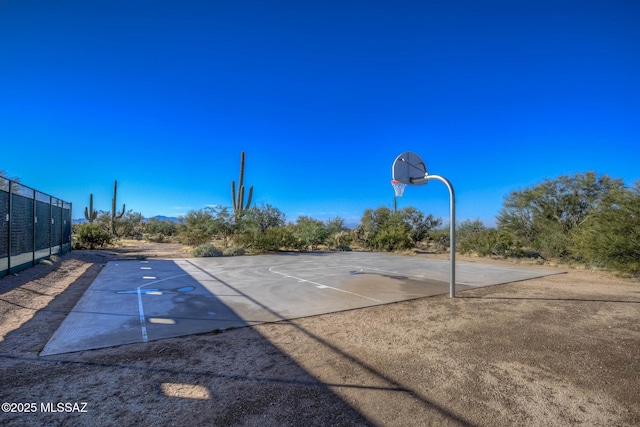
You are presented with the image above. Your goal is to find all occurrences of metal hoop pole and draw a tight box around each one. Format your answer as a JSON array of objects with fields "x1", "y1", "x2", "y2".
[{"x1": 420, "y1": 175, "x2": 456, "y2": 298}]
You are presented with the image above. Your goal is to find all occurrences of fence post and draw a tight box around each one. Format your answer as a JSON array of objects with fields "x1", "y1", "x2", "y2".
[
  {"x1": 69, "y1": 202, "x2": 72, "y2": 253},
  {"x1": 32, "y1": 189, "x2": 36, "y2": 266},
  {"x1": 49, "y1": 195, "x2": 52, "y2": 257},
  {"x1": 60, "y1": 200, "x2": 64, "y2": 255},
  {"x1": 7, "y1": 180, "x2": 12, "y2": 275}
]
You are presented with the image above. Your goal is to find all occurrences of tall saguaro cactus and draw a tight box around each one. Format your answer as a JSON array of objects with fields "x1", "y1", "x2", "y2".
[
  {"x1": 111, "y1": 180, "x2": 125, "y2": 235},
  {"x1": 231, "y1": 151, "x2": 253, "y2": 219},
  {"x1": 84, "y1": 194, "x2": 97, "y2": 223}
]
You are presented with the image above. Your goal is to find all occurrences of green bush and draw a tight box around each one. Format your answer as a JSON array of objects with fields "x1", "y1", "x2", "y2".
[
  {"x1": 572, "y1": 182, "x2": 640, "y2": 276},
  {"x1": 325, "y1": 216, "x2": 347, "y2": 236},
  {"x1": 178, "y1": 210, "x2": 216, "y2": 246},
  {"x1": 497, "y1": 171, "x2": 625, "y2": 260},
  {"x1": 371, "y1": 225, "x2": 413, "y2": 251},
  {"x1": 233, "y1": 204, "x2": 288, "y2": 251},
  {"x1": 456, "y1": 220, "x2": 507, "y2": 257},
  {"x1": 355, "y1": 206, "x2": 439, "y2": 252},
  {"x1": 254, "y1": 227, "x2": 296, "y2": 252},
  {"x1": 398, "y1": 207, "x2": 441, "y2": 244},
  {"x1": 144, "y1": 218, "x2": 178, "y2": 243},
  {"x1": 234, "y1": 216, "x2": 299, "y2": 253},
  {"x1": 146, "y1": 218, "x2": 177, "y2": 235},
  {"x1": 73, "y1": 223, "x2": 113, "y2": 249},
  {"x1": 457, "y1": 219, "x2": 486, "y2": 255},
  {"x1": 206, "y1": 206, "x2": 235, "y2": 248},
  {"x1": 327, "y1": 230, "x2": 353, "y2": 250},
  {"x1": 223, "y1": 246, "x2": 245, "y2": 256},
  {"x1": 293, "y1": 216, "x2": 328, "y2": 251},
  {"x1": 143, "y1": 232, "x2": 168, "y2": 243},
  {"x1": 428, "y1": 228, "x2": 450, "y2": 253},
  {"x1": 192, "y1": 243, "x2": 223, "y2": 257},
  {"x1": 239, "y1": 204, "x2": 286, "y2": 233},
  {"x1": 114, "y1": 210, "x2": 145, "y2": 239}
]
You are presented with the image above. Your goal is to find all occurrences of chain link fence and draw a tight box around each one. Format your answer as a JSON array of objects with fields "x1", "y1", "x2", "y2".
[{"x1": 0, "y1": 176, "x2": 72, "y2": 277}]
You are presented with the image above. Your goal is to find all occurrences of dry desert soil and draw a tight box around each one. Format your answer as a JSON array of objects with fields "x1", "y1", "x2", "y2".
[{"x1": 0, "y1": 242, "x2": 638, "y2": 426}]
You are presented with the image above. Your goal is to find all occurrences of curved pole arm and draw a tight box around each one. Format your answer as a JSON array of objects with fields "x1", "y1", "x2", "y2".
[{"x1": 413, "y1": 174, "x2": 456, "y2": 298}]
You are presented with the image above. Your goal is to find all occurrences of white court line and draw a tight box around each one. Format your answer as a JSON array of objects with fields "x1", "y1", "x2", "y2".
[
  {"x1": 347, "y1": 264, "x2": 428, "y2": 279},
  {"x1": 347, "y1": 264, "x2": 480, "y2": 285},
  {"x1": 136, "y1": 273, "x2": 189, "y2": 342},
  {"x1": 274, "y1": 262, "x2": 430, "y2": 281},
  {"x1": 268, "y1": 267, "x2": 382, "y2": 303}
]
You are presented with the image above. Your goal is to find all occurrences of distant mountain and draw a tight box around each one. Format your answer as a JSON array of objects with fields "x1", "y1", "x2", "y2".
[{"x1": 148, "y1": 215, "x2": 179, "y2": 223}]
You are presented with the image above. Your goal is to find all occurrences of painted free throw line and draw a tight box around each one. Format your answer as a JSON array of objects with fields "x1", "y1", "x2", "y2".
[
  {"x1": 136, "y1": 273, "x2": 189, "y2": 342},
  {"x1": 269, "y1": 266, "x2": 382, "y2": 303}
]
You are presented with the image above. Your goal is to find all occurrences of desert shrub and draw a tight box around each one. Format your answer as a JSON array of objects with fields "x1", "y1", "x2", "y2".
[
  {"x1": 146, "y1": 218, "x2": 177, "y2": 235},
  {"x1": 235, "y1": 227, "x2": 276, "y2": 252},
  {"x1": 234, "y1": 205, "x2": 289, "y2": 251},
  {"x1": 205, "y1": 205, "x2": 235, "y2": 248},
  {"x1": 355, "y1": 207, "x2": 407, "y2": 250},
  {"x1": 472, "y1": 230, "x2": 500, "y2": 257},
  {"x1": 325, "y1": 216, "x2": 347, "y2": 235},
  {"x1": 92, "y1": 210, "x2": 144, "y2": 239},
  {"x1": 93, "y1": 211, "x2": 114, "y2": 235},
  {"x1": 113, "y1": 210, "x2": 146, "y2": 239},
  {"x1": 272, "y1": 225, "x2": 301, "y2": 251},
  {"x1": 178, "y1": 209, "x2": 216, "y2": 246},
  {"x1": 327, "y1": 230, "x2": 353, "y2": 250},
  {"x1": 240, "y1": 204, "x2": 286, "y2": 233},
  {"x1": 353, "y1": 224, "x2": 373, "y2": 248},
  {"x1": 252, "y1": 231, "x2": 278, "y2": 252},
  {"x1": 397, "y1": 207, "x2": 441, "y2": 244},
  {"x1": 74, "y1": 223, "x2": 113, "y2": 249},
  {"x1": 293, "y1": 216, "x2": 328, "y2": 251},
  {"x1": 534, "y1": 220, "x2": 572, "y2": 259},
  {"x1": 572, "y1": 182, "x2": 640, "y2": 276},
  {"x1": 144, "y1": 218, "x2": 178, "y2": 243},
  {"x1": 143, "y1": 232, "x2": 167, "y2": 243},
  {"x1": 223, "y1": 246, "x2": 245, "y2": 256},
  {"x1": 497, "y1": 171, "x2": 625, "y2": 260},
  {"x1": 232, "y1": 230, "x2": 253, "y2": 249},
  {"x1": 428, "y1": 228, "x2": 450, "y2": 253},
  {"x1": 258, "y1": 227, "x2": 297, "y2": 252},
  {"x1": 355, "y1": 206, "x2": 439, "y2": 251},
  {"x1": 457, "y1": 219, "x2": 486, "y2": 254},
  {"x1": 370, "y1": 225, "x2": 413, "y2": 251},
  {"x1": 192, "y1": 243, "x2": 222, "y2": 257},
  {"x1": 457, "y1": 219, "x2": 510, "y2": 256}
]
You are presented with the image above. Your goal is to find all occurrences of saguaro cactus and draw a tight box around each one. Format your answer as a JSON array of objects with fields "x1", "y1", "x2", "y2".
[
  {"x1": 84, "y1": 194, "x2": 97, "y2": 223},
  {"x1": 111, "y1": 180, "x2": 125, "y2": 235},
  {"x1": 231, "y1": 151, "x2": 253, "y2": 219}
]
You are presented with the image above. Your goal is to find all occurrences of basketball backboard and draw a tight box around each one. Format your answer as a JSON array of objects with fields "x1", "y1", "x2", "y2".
[{"x1": 392, "y1": 152, "x2": 428, "y2": 185}]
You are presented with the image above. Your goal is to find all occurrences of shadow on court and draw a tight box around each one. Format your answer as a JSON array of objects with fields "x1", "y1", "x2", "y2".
[{"x1": 41, "y1": 252, "x2": 562, "y2": 356}]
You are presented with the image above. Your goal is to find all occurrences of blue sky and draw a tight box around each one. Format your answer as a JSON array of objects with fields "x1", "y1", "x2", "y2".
[{"x1": 1, "y1": 0, "x2": 638, "y2": 227}]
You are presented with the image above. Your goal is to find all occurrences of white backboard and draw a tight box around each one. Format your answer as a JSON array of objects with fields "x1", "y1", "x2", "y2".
[{"x1": 392, "y1": 152, "x2": 428, "y2": 185}]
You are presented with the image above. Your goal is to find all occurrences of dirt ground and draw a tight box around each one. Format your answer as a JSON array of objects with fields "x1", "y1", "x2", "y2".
[{"x1": 0, "y1": 242, "x2": 638, "y2": 426}]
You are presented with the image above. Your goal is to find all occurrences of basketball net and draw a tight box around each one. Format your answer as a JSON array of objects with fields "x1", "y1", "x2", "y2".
[{"x1": 391, "y1": 180, "x2": 406, "y2": 197}]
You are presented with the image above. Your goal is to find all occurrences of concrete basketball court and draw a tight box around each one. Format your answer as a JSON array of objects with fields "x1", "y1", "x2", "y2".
[{"x1": 41, "y1": 252, "x2": 562, "y2": 356}]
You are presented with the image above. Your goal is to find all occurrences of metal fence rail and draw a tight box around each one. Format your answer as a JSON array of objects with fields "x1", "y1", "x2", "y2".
[{"x1": 0, "y1": 176, "x2": 72, "y2": 277}]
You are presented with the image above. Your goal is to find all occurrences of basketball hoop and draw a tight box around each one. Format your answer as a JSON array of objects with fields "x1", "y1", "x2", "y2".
[{"x1": 391, "y1": 180, "x2": 406, "y2": 197}]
